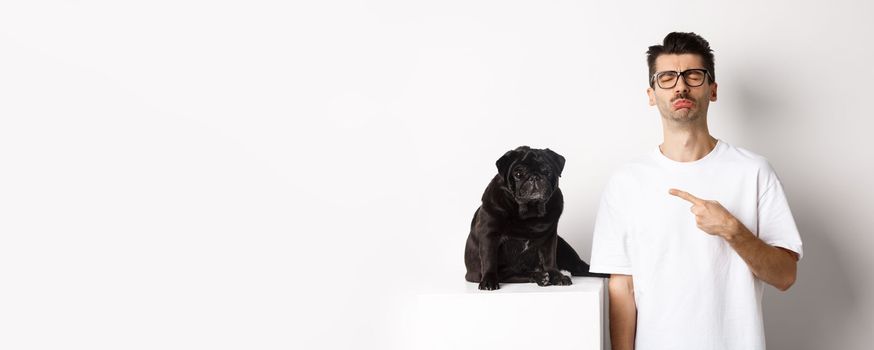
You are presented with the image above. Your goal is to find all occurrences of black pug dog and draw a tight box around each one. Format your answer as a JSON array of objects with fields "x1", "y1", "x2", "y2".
[{"x1": 464, "y1": 146, "x2": 609, "y2": 290}]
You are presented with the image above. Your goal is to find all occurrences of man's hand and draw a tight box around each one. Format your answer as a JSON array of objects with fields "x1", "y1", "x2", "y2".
[
  {"x1": 668, "y1": 188, "x2": 740, "y2": 239},
  {"x1": 668, "y1": 188, "x2": 799, "y2": 291}
]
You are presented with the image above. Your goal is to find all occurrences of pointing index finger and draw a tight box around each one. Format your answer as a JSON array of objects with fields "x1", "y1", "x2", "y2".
[{"x1": 669, "y1": 188, "x2": 704, "y2": 204}]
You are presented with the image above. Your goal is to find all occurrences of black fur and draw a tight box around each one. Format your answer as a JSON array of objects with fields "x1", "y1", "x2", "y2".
[{"x1": 464, "y1": 146, "x2": 609, "y2": 290}]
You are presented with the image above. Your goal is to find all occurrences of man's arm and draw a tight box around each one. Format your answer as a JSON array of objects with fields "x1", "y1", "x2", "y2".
[
  {"x1": 669, "y1": 189, "x2": 799, "y2": 291},
  {"x1": 722, "y1": 223, "x2": 798, "y2": 291},
  {"x1": 608, "y1": 274, "x2": 636, "y2": 350}
]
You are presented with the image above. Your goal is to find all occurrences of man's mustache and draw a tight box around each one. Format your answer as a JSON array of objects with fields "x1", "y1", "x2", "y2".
[{"x1": 671, "y1": 93, "x2": 695, "y2": 102}]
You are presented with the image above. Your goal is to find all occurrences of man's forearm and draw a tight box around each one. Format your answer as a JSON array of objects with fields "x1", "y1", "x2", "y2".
[
  {"x1": 668, "y1": 189, "x2": 799, "y2": 291},
  {"x1": 608, "y1": 276, "x2": 637, "y2": 350},
  {"x1": 723, "y1": 219, "x2": 798, "y2": 291}
]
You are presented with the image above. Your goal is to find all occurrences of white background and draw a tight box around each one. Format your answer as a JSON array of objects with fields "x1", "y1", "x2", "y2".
[{"x1": 1, "y1": 1, "x2": 872, "y2": 349}]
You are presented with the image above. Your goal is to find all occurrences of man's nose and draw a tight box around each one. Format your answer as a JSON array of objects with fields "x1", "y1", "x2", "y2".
[{"x1": 674, "y1": 75, "x2": 690, "y2": 93}]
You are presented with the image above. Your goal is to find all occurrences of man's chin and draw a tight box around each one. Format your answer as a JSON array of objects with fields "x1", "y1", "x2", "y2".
[{"x1": 666, "y1": 110, "x2": 699, "y2": 123}]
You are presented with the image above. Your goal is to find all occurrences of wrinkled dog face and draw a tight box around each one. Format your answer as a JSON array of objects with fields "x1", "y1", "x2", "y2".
[
  {"x1": 496, "y1": 146, "x2": 566, "y2": 218},
  {"x1": 510, "y1": 159, "x2": 554, "y2": 201}
]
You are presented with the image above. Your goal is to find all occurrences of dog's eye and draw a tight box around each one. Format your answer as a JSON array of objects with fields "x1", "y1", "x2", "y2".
[{"x1": 514, "y1": 171, "x2": 523, "y2": 178}]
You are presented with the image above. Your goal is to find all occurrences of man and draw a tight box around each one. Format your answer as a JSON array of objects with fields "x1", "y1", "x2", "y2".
[{"x1": 588, "y1": 32, "x2": 803, "y2": 350}]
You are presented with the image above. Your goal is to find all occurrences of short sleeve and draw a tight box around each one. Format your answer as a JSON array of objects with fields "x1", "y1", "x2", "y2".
[
  {"x1": 758, "y1": 164, "x2": 804, "y2": 260},
  {"x1": 589, "y1": 177, "x2": 633, "y2": 275}
]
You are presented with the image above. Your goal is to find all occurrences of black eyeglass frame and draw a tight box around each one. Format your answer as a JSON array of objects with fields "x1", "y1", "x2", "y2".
[{"x1": 650, "y1": 68, "x2": 714, "y2": 89}]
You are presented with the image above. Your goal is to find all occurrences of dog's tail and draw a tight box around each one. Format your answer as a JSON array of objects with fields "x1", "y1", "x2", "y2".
[{"x1": 556, "y1": 236, "x2": 610, "y2": 278}]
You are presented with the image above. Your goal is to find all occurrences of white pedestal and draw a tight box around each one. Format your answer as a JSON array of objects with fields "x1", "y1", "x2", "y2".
[{"x1": 415, "y1": 277, "x2": 607, "y2": 350}]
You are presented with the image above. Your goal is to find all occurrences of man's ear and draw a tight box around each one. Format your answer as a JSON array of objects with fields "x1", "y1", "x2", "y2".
[
  {"x1": 647, "y1": 87, "x2": 656, "y2": 106},
  {"x1": 496, "y1": 147, "x2": 525, "y2": 180},
  {"x1": 710, "y1": 82, "x2": 718, "y2": 102},
  {"x1": 543, "y1": 148, "x2": 566, "y2": 177}
]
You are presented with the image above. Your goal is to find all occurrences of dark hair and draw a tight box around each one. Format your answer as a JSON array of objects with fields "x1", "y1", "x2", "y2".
[{"x1": 647, "y1": 32, "x2": 715, "y2": 87}]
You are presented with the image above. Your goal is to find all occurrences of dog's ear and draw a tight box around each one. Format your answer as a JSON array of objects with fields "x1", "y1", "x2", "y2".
[
  {"x1": 544, "y1": 148, "x2": 566, "y2": 177},
  {"x1": 496, "y1": 146, "x2": 528, "y2": 180}
]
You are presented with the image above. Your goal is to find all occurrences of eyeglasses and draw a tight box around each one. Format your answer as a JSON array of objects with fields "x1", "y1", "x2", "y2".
[{"x1": 650, "y1": 69, "x2": 713, "y2": 89}]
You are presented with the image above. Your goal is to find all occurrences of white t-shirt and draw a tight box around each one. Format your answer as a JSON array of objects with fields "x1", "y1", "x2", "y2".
[{"x1": 589, "y1": 139, "x2": 803, "y2": 350}]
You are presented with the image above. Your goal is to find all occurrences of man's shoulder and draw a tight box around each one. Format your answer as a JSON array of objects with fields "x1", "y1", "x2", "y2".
[
  {"x1": 602, "y1": 152, "x2": 660, "y2": 190},
  {"x1": 609, "y1": 154, "x2": 648, "y2": 173},
  {"x1": 717, "y1": 141, "x2": 775, "y2": 172}
]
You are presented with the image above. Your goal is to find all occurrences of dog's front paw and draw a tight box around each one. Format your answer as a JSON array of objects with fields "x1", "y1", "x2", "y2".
[
  {"x1": 478, "y1": 274, "x2": 500, "y2": 291},
  {"x1": 531, "y1": 271, "x2": 550, "y2": 286},
  {"x1": 551, "y1": 273, "x2": 572, "y2": 286}
]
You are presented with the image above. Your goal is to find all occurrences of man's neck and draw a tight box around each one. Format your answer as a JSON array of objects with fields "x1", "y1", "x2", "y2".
[{"x1": 659, "y1": 126, "x2": 718, "y2": 162}]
